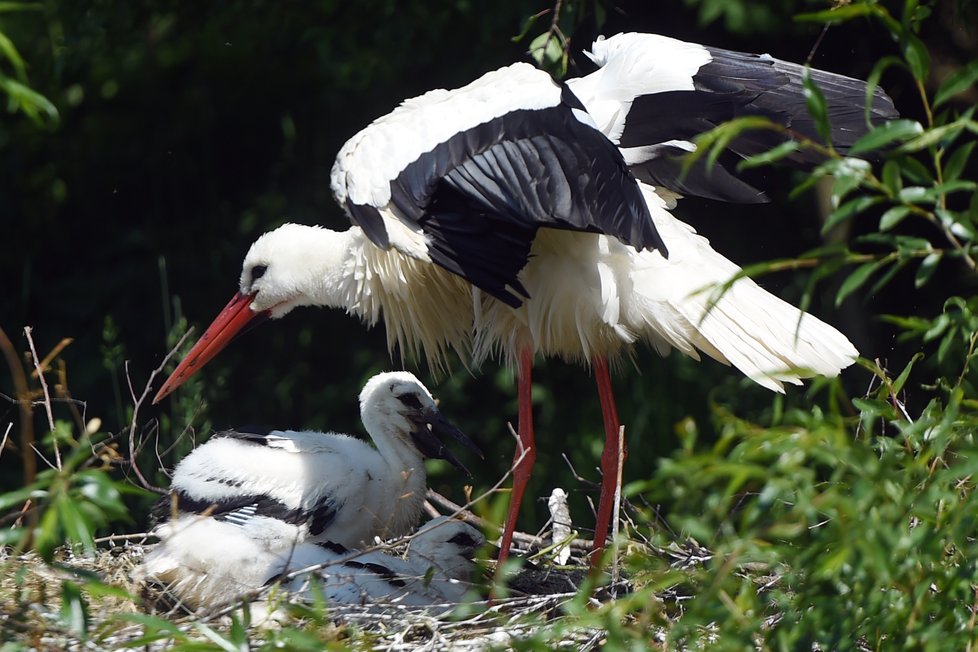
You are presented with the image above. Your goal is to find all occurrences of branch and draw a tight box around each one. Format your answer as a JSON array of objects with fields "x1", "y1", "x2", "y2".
[
  {"x1": 126, "y1": 328, "x2": 194, "y2": 493},
  {"x1": 0, "y1": 327, "x2": 35, "y2": 486}
]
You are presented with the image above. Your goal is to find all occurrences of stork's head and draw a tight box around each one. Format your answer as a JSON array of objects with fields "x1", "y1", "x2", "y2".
[
  {"x1": 407, "y1": 516, "x2": 485, "y2": 582},
  {"x1": 239, "y1": 224, "x2": 347, "y2": 319},
  {"x1": 359, "y1": 372, "x2": 481, "y2": 474},
  {"x1": 153, "y1": 223, "x2": 350, "y2": 404}
]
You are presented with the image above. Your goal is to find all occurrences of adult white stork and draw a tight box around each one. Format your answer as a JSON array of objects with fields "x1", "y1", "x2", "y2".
[
  {"x1": 153, "y1": 32, "x2": 895, "y2": 564},
  {"x1": 155, "y1": 371, "x2": 479, "y2": 549},
  {"x1": 140, "y1": 515, "x2": 483, "y2": 611}
]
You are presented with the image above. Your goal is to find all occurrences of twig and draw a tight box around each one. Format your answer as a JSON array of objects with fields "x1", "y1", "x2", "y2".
[
  {"x1": 0, "y1": 328, "x2": 36, "y2": 487},
  {"x1": 425, "y1": 489, "x2": 593, "y2": 552},
  {"x1": 93, "y1": 532, "x2": 154, "y2": 544},
  {"x1": 0, "y1": 421, "x2": 10, "y2": 456},
  {"x1": 24, "y1": 327, "x2": 57, "y2": 437},
  {"x1": 28, "y1": 337, "x2": 73, "y2": 379},
  {"x1": 561, "y1": 452, "x2": 599, "y2": 490},
  {"x1": 126, "y1": 329, "x2": 194, "y2": 493}
]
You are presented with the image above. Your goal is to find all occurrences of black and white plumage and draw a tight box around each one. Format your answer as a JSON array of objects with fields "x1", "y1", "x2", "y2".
[
  {"x1": 153, "y1": 32, "x2": 894, "y2": 563},
  {"x1": 139, "y1": 515, "x2": 483, "y2": 611},
  {"x1": 275, "y1": 516, "x2": 485, "y2": 608},
  {"x1": 570, "y1": 33, "x2": 896, "y2": 203},
  {"x1": 156, "y1": 371, "x2": 478, "y2": 550}
]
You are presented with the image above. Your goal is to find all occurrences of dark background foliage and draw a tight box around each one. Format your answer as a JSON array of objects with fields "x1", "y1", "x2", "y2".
[{"x1": 2, "y1": 0, "x2": 975, "y2": 534}]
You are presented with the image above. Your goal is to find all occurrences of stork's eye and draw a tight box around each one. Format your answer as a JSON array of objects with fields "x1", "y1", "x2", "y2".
[
  {"x1": 396, "y1": 393, "x2": 424, "y2": 410},
  {"x1": 251, "y1": 265, "x2": 268, "y2": 282}
]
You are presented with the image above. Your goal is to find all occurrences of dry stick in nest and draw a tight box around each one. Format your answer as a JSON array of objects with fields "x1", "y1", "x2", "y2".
[
  {"x1": 425, "y1": 490, "x2": 594, "y2": 554},
  {"x1": 125, "y1": 329, "x2": 195, "y2": 494},
  {"x1": 420, "y1": 426, "x2": 543, "y2": 546},
  {"x1": 24, "y1": 326, "x2": 60, "y2": 470}
]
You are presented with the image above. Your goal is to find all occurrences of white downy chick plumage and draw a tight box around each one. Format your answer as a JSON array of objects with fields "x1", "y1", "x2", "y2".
[
  {"x1": 158, "y1": 371, "x2": 475, "y2": 550},
  {"x1": 138, "y1": 515, "x2": 483, "y2": 612}
]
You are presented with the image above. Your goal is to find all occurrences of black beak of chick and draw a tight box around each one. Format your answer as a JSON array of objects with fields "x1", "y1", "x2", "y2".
[{"x1": 409, "y1": 408, "x2": 483, "y2": 475}]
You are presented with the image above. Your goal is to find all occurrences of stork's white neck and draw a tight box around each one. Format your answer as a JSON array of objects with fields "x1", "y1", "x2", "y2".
[
  {"x1": 243, "y1": 221, "x2": 473, "y2": 370},
  {"x1": 283, "y1": 226, "x2": 366, "y2": 313},
  {"x1": 360, "y1": 407, "x2": 427, "y2": 529}
]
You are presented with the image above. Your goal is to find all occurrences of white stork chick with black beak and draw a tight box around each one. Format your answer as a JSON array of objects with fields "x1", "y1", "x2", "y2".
[
  {"x1": 153, "y1": 32, "x2": 895, "y2": 564},
  {"x1": 155, "y1": 371, "x2": 479, "y2": 550},
  {"x1": 139, "y1": 515, "x2": 484, "y2": 612}
]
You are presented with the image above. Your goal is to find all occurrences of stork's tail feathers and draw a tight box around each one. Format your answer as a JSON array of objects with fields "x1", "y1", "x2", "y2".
[
  {"x1": 631, "y1": 185, "x2": 858, "y2": 391},
  {"x1": 680, "y1": 274, "x2": 858, "y2": 392}
]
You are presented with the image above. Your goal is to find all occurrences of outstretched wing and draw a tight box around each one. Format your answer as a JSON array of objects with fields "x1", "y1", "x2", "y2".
[
  {"x1": 569, "y1": 33, "x2": 898, "y2": 203},
  {"x1": 332, "y1": 62, "x2": 667, "y2": 307}
]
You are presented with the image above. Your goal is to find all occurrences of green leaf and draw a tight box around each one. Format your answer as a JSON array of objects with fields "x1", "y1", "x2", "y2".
[
  {"x1": 0, "y1": 31, "x2": 26, "y2": 80},
  {"x1": 0, "y1": 75, "x2": 60, "y2": 126},
  {"x1": 852, "y1": 397, "x2": 898, "y2": 420},
  {"x1": 903, "y1": 33, "x2": 930, "y2": 83},
  {"x1": 936, "y1": 207, "x2": 976, "y2": 241},
  {"x1": 891, "y1": 353, "x2": 924, "y2": 395},
  {"x1": 0, "y1": 2, "x2": 44, "y2": 12},
  {"x1": 943, "y1": 141, "x2": 976, "y2": 183},
  {"x1": 893, "y1": 235, "x2": 933, "y2": 254},
  {"x1": 0, "y1": 526, "x2": 28, "y2": 546},
  {"x1": 528, "y1": 32, "x2": 564, "y2": 75},
  {"x1": 938, "y1": 325, "x2": 958, "y2": 363},
  {"x1": 684, "y1": 117, "x2": 782, "y2": 187},
  {"x1": 848, "y1": 120, "x2": 923, "y2": 156},
  {"x1": 934, "y1": 61, "x2": 978, "y2": 108},
  {"x1": 823, "y1": 196, "x2": 881, "y2": 233},
  {"x1": 899, "y1": 155, "x2": 934, "y2": 183},
  {"x1": 879, "y1": 206, "x2": 911, "y2": 231},
  {"x1": 923, "y1": 313, "x2": 951, "y2": 341},
  {"x1": 897, "y1": 120, "x2": 967, "y2": 153},
  {"x1": 802, "y1": 68, "x2": 831, "y2": 144},
  {"x1": 866, "y1": 56, "x2": 909, "y2": 124},
  {"x1": 837, "y1": 260, "x2": 888, "y2": 307},
  {"x1": 193, "y1": 621, "x2": 245, "y2": 652},
  {"x1": 881, "y1": 160, "x2": 902, "y2": 195},
  {"x1": 897, "y1": 186, "x2": 929, "y2": 203},
  {"x1": 830, "y1": 158, "x2": 872, "y2": 206},
  {"x1": 915, "y1": 252, "x2": 942, "y2": 288},
  {"x1": 511, "y1": 12, "x2": 541, "y2": 42},
  {"x1": 56, "y1": 494, "x2": 95, "y2": 552},
  {"x1": 34, "y1": 499, "x2": 62, "y2": 561},
  {"x1": 76, "y1": 470, "x2": 129, "y2": 519},
  {"x1": 737, "y1": 141, "x2": 799, "y2": 170},
  {"x1": 794, "y1": 4, "x2": 876, "y2": 23},
  {"x1": 59, "y1": 581, "x2": 90, "y2": 636},
  {"x1": 0, "y1": 483, "x2": 46, "y2": 511}
]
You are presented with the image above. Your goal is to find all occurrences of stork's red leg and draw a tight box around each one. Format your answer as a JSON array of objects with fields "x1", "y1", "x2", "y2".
[
  {"x1": 592, "y1": 355, "x2": 624, "y2": 566},
  {"x1": 497, "y1": 347, "x2": 536, "y2": 565}
]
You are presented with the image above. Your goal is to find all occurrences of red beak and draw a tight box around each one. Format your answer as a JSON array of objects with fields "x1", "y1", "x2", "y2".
[{"x1": 153, "y1": 292, "x2": 262, "y2": 404}]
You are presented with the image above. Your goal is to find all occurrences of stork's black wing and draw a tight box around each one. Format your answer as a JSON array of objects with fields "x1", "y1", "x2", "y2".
[
  {"x1": 342, "y1": 75, "x2": 666, "y2": 308},
  {"x1": 618, "y1": 47, "x2": 898, "y2": 202}
]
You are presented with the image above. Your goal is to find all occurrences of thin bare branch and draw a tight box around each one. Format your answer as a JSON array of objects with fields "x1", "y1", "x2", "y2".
[
  {"x1": 0, "y1": 422, "x2": 12, "y2": 460},
  {"x1": 127, "y1": 329, "x2": 194, "y2": 493},
  {"x1": 24, "y1": 327, "x2": 57, "y2": 435}
]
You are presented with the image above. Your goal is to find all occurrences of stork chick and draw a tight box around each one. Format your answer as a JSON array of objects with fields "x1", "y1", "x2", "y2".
[{"x1": 157, "y1": 371, "x2": 479, "y2": 550}]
